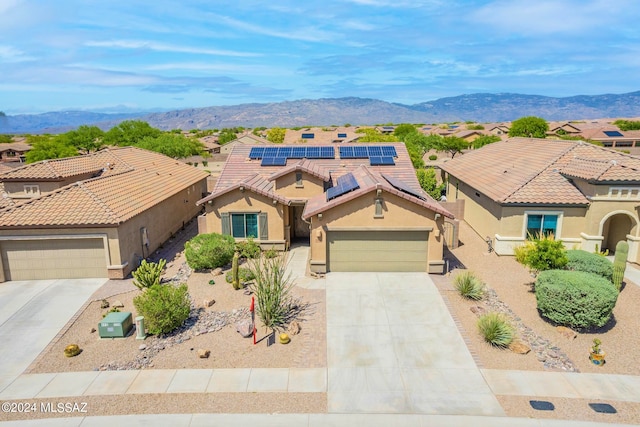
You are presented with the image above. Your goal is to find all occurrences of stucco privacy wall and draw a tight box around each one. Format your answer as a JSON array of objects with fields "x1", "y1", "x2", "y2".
[
  {"x1": 199, "y1": 188, "x2": 287, "y2": 249},
  {"x1": 308, "y1": 189, "x2": 443, "y2": 273}
]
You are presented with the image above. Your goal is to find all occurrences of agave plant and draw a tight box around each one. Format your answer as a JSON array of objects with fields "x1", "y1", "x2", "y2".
[
  {"x1": 477, "y1": 312, "x2": 515, "y2": 348},
  {"x1": 453, "y1": 270, "x2": 485, "y2": 300}
]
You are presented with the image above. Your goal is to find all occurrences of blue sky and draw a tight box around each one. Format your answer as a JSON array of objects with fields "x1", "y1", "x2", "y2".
[{"x1": 1, "y1": 0, "x2": 639, "y2": 114}]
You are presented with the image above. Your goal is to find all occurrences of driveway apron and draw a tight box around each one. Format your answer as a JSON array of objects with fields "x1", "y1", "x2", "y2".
[{"x1": 326, "y1": 272, "x2": 504, "y2": 415}]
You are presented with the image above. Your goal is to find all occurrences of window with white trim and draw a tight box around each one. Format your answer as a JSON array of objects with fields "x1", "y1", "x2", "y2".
[{"x1": 24, "y1": 184, "x2": 40, "y2": 197}]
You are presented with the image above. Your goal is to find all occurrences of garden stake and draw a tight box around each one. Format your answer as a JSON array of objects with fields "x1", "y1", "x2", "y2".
[{"x1": 250, "y1": 296, "x2": 256, "y2": 345}]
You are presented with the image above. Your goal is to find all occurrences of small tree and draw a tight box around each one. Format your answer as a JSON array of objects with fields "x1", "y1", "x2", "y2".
[
  {"x1": 248, "y1": 252, "x2": 295, "y2": 332},
  {"x1": 416, "y1": 168, "x2": 445, "y2": 200},
  {"x1": 508, "y1": 116, "x2": 549, "y2": 138},
  {"x1": 514, "y1": 234, "x2": 568, "y2": 275},
  {"x1": 132, "y1": 259, "x2": 166, "y2": 290},
  {"x1": 266, "y1": 127, "x2": 286, "y2": 144},
  {"x1": 438, "y1": 136, "x2": 467, "y2": 158}
]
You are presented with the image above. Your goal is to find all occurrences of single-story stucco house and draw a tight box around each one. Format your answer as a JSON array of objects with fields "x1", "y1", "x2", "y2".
[
  {"x1": 440, "y1": 137, "x2": 640, "y2": 262},
  {"x1": 0, "y1": 147, "x2": 208, "y2": 281},
  {"x1": 196, "y1": 143, "x2": 453, "y2": 273}
]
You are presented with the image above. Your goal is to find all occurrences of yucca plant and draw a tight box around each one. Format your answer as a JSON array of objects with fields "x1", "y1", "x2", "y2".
[
  {"x1": 248, "y1": 252, "x2": 294, "y2": 332},
  {"x1": 132, "y1": 259, "x2": 166, "y2": 290},
  {"x1": 453, "y1": 270, "x2": 485, "y2": 300},
  {"x1": 477, "y1": 312, "x2": 515, "y2": 348}
]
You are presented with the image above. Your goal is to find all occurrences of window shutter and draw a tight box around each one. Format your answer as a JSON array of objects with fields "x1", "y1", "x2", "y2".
[
  {"x1": 259, "y1": 212, "x2": 268, "y2": 240},
  {"x1": 221, "y1": 212, "x2": 231, "y2": 235}
]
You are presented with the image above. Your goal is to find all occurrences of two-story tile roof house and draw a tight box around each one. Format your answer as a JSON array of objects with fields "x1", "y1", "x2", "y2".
[
  {"x1": 0, "y1": 147, "x2": 208, "y2": 281},
  {"x1": 196, "y1": 143, "x2": 453, "y2": 273}
]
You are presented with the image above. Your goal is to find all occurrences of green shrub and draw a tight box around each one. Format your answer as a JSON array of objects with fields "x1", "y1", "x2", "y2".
[
  {"x1": 428, "y1": 154, "x2": 437, "y2": 161},
  {"x1": 263, "y1": 247, "x2": 278, "y2": 259},
  {"x1": 225, "y1": 266, "x2": 255, "y2": 284},
  {"x1": 236, "y1": 237, "x2": 261, "y2": 259},
  {"x1": 514, "y1": 234, "x2": 568, "y2": 274},
  {"x1": 453, "y1": 270, "x2": 485, "y2": 300},
  {"x1": 535, "y1": 270, "x2": 618, "y2": 329},
  {"x1": 184, "y1": 233, "x2": 235, "y2": 270},
  {"x1": 565, "y1": 250, "x2": 613, "y2": 281},
  {"x1": 133, "y1": 284, "x2": 191, "y2": 335},
  {"x1": 477, "y1": 312, "x2": 515, "y2": 347},
  {"x1": 132, "y1": 259, "x2": 166, "y2": 290}
]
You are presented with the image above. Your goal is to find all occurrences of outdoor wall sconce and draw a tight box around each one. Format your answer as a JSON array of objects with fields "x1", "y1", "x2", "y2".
[
  {"x1": 272, "y1": 199, "x2": 278, "y2": 205},
  {"x1": 376, "y1": 189, "x2": 382, "y2": 197},
  {"x1": 239, "y1": 186, "x2": 245, "y2": 193},
  {"x1": 434, "y1": 213, "x2": 441, "y2": 220},
  {"x1": 318, "y1": 213, "x2": 322, "y2": 219},
  {"x1": 316, "y1": 229, "x2": 322, "y2": 240}
]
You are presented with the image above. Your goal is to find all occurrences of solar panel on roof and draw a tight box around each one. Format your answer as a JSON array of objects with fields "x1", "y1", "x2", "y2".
[
  {"x1": 367, "y1": 146, "x2": 383, "y2": 156},
  {"x1": 277, "y1": 147, "x2": 293, "y2": 157},
  {"x1": 353, "y1": 146, "x2": 369, "y2": 158},
  {"x1": 604, "y1": 130, "x2": 623, "y2": 137},
  {"x1": 263, "y1": 147, "x2": 278, "y2": 157},
  {"x1": 382, "y1": 173, "x2": 425, "y2": 200},
  {"x1": 337, "y1": 133, "x2": 347, "y2": 138},
  {"x1": 301, "y1": 133, "x2": 315, "y2": 139},
  {"x1": 261, "y1": 157, "x2": 287, "y2": 166},
  {"x1": 249, "y1": 147, "x2": 265, "y2": 159},
  {"x1": 290, "y1": 147, "x2": 306, "y2": 158},
  {"x1": 369, "y1": 156, "x2": 395, "y2": 166},
  {"x1": 339, "y1": 146, "x2": 354, "y2": 158},
  {"x1": 320, "y1": 146, "x2": 335, "y2": 158},
  {"x1": 326, "y1": 173, "x2": 360, "y2": 201},
  {"x1": 381, "y1": 146, "x2": 397, "y2": 157},
  {"x1": 306, "y1": 147, "x2": 321, "y2": 158}
]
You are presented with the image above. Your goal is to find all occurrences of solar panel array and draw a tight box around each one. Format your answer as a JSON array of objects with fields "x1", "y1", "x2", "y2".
[
  {"x1": 604, "y1": 130, "x2": 623, "y2": 137},
  {"x1": 369, "y1": 156, "x2": 395, "y2": 166},
  {"x1": 249, "y1": 146, "x2": 335, "y2": 163},
  {"x1": 326, "y1": 173, "x2": 360, "y2": 201},
  {"x1": 382, "y1": 173, "x2": 426, "y2": 200},
  {"x1": 339, "y1": 145, "x2": 397, "y2": 159},
  {"x1": 261, "y1": 157, "x2": 287, "y2": 166}
]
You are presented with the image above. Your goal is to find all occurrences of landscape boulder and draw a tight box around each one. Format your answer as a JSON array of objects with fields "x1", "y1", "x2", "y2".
[
  {"x1": 236, "y1": 320, "x2": 253, "y2": 338},
  {"x1": 197, "y1": 349, "x2": 210, "y2": 358}
]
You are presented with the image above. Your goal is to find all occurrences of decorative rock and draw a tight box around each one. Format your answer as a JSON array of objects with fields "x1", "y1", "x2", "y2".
[
  {"x1": 90, "y1": 327, "x2": 96, "y2": 333},
  {"x1": 236, "y1": 320, "x2": 254, "y2": 338},
  {"x1": 203, "y1": 299, "x2": 215, "y2": 308},
  {"x1": 556, "y1": 326, "x2": 577, "y2": 340},
  {"x1": 470, "y1": 306, "x2": 486, "y2": 316},
  {"x1": 508, "y1": 341, "x2": 531, "y2": 354},
  {"x1": 197, "y1": 349, "x2": 210, "y2": 358},
  {"x1": 112, "y1": 300, "x2": 124, "y2": 308},
  {"x1": 100, "y1": 299, "x2": 110, "y2": 309},
  {"x1": 279, "y1": 333, "x2": 290, "y2": 344},
  {"x1": 288, "y1": 321, "x2": 301, "y2": 336},
  {"x1": 212, "y1": 267, "x2": 223, "y2": 276},
  {"x1": 138, "y1": 344, "x2": 147, "y2": 351}
]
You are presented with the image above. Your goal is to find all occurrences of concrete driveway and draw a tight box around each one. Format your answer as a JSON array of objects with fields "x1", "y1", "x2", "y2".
[
  {"x1": 326, "y1": 272, "x2": 504, "y2": 415},
  {"x1": 0, "y1": 278, "x2": 106, "y2": 391}
]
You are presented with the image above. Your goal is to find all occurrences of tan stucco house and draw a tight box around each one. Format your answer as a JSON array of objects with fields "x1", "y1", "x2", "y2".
[
  {"x1": 0, "y1": 147, "x2": 208, "y2": 281},
  {"x1": 196, "y1": 143, "x2": 453, "y2": 273},
  {"x1": 440, "y1": 137, "x2": 640, "y2": 263}
]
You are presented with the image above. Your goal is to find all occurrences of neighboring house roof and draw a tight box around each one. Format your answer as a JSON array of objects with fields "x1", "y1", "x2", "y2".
[
  {"x1": 283, "y1": 127, "x2": 359, "y2": 144},
  {"x1": 0, "y1": 147, "x2": 209, "y2": 228},
  {"x1": 0, "y1": 149, "x2": 131, "y2": 182},
  {"x1": 440, "y1": 137, "x2": 640, "y2": 206},
  {"x1": 302, "y1": 165, "x2": 453, "y2": 220},
  {"x1": 0, "y1": 142, "x2": 32, "y2": 153}
]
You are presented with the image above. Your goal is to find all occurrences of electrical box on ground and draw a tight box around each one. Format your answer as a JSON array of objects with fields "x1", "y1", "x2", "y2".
[{"x1": 99, "y1": 312, "x2": 133, "y2": 338}]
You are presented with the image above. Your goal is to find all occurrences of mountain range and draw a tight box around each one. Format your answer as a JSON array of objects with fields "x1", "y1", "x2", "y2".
[{"x1": 2, "y1": 91, "x2": 640, "y2": 134}]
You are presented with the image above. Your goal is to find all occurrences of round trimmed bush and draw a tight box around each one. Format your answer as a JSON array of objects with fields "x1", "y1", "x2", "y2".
[
  {"x1": 133, "y1": 283, "x2": 191, "y2": 335},
  {"x1": 185, "y1": 233, "x2": 235, "y2": 270},
  {"x1": 428, "y1": 154, "x2": 438, "y2": 161},
  {"x1": 535, "y1": 270, "x2": 618, "y2": 329},
  {"x1": 566, "y1": 250, "x2": 613, "y2": 281}
]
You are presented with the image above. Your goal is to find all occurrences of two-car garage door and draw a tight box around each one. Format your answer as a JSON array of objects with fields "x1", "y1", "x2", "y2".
[
  {"x1": 327, "y1": 230, "x2": 428, "y2": 272},
  {"x1": 1, "y1": 238, "x2": 108, "y2": 281}
]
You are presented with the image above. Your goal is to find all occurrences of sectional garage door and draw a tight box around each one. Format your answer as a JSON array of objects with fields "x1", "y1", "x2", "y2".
[
  {"x1": 1, "y1": 238, "x2": 108, "y2": 281},
  {"x1": 327, "y1": 230, "x2": 428, "y2": 272}
]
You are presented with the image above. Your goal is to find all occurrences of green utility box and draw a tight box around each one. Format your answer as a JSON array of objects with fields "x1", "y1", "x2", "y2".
[{"x1": 99, "y1": 312, "x2": 133, "y2": 338}]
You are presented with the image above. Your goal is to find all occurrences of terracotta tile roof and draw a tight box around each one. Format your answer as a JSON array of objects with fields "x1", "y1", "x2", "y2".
[
  {"x1": 267, "y1": 159, "x2": 331, "y2": 182},
  {"x1": 0, "y1": 147, "x2": 209, "y2": 228},
  {"x1": 302, "y1": 165, "x2": 453, "y2": 219},
  {"x1": 197, "y1": 173, "x2": 289, "y2": 206},
  {"x1": 284, "y1": 127, "x2": 359, "y2": 144},
  {"x1": 441, "y1": 137, "x2": 640, "y2": 205},
  {"x1": 0, "y1": 149, "x2": 131, "y2": 181},
  {"x1": 0, "y1": 142, "x2": 31, "y2": 153}
]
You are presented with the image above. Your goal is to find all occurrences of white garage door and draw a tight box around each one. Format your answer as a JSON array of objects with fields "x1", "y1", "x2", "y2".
[
  {"x1": 327, "y1": 230, "x2": 429, "y2": 272},
  {"x1": 1, "y1": 238, "x2": 108, "y2": 281}
]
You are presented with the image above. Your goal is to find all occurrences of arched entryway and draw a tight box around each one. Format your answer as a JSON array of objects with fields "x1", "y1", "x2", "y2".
[{"x1": 601, "y1": 212, "x2": 637, "y2": 252}]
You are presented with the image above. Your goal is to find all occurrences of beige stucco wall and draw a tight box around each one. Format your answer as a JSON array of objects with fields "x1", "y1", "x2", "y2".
[
  {"x1": 0, "y1": 227, "x2": 120, "y2": 282},
  {"x1": 307, "y1": 190, "x2": 444, "y2": 272},
  {"x1": 117, "y1": 180, "x2": 206, "y2": 277},
  {"x1": 273, "y1": 171, "x2": 325, "y2": 199},
  {"x1": 447, "y1": 179, "x2": 500, "y2": 241},
  {"x1": 201, "y1": 188, "x2": 286, "y2": 245}
]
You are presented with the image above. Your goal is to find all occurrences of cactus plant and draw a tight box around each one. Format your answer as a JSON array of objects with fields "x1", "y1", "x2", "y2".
[
  {"x1": 232, "y1": 252, "x2": 241, "y2": 290},
  {"x1": 133, "y1": 259, "x2": 166, "y2": 290},
  {"x1": 64, "y1": 344, "x2": 81, "y2": 357},
  {"x1": 612, "y1": 240, "x2": 628, "y2": 290},
  {"x1": 615, "y1": 240, "x2": 629, "y2": 261}
]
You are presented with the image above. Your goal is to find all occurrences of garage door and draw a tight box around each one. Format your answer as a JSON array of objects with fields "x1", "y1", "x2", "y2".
[
  {"x1": 327, "y1": 230, "x2": 428, "y2": 272},
  {"x1": 1, "y1": 239, "x2": 107, "y2": 281}
]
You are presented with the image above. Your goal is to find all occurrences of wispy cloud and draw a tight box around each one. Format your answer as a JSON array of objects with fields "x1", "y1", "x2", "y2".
[
  {"x1": 85, "y1": 40, "x2": 261, "y2": 57},
  {"x1": 0, "y1": 45, "x2": 35, "y2": 62}
]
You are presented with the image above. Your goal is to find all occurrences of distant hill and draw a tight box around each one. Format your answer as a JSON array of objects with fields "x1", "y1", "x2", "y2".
[{"x1": 3, "y1": 91, "x2": 640, "y2": 134}]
